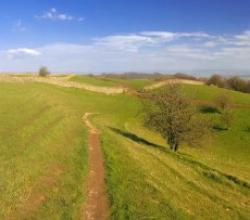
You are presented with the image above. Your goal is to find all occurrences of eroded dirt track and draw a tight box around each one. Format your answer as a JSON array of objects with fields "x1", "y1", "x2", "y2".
[
  {"x1": 0, "y1": 75, "x2": 125, "y2": 95},
  {"x1": 0, "y1": 75, "x2": 204, "y2": 94},
  {"x1": 82, "y1": 113, "x2": 109, "y2": 220},
  {"x1": 144, "y1": 78, "x2": 203, "y2": 90}
]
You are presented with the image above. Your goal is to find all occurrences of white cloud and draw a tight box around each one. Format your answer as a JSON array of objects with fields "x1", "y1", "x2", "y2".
[
  {"x1": 234, "y1": 30, "x2": 250, "y2": 46},
  {"x1": 178, "y1": 32, "x2": 211, "y2": 38},
  {"x1": 203, "y1": 41, "x2": 217, "y2": 48},
  {"x1": 94, "y1": 35, "x2": 155, "y2": 52},
  {"x1": 141, "y1": 31, "x2": 176, "y2": 41},
  {"x1": 36, "y1": 8, "x2": 84, "y2": 22},
  {"x1": 142, "y1": 31, "x2": 211, "y2": 41},
  {"x1": 1, "y1": 30, "x2": 250, "y2": 74},
  {"x1": 7, "y1": 48, "x2": 41, "y2": 59}
]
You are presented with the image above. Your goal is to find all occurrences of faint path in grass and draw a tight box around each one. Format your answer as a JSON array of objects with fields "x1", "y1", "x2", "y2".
[
  {"x1": 0, "y1": 75, "x2": 126, "y2": 95},
  {"x1": 81, "y1": 113, "x2": 109, "y2": 220}
]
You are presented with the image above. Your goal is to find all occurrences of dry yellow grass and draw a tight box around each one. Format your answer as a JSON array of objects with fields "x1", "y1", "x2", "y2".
[
  {"x1": 144, "y1": 78, "x2": 203, "y2": 90},
  {"x1": 0, "y1": 75, "x2": 126, "y2": 94}
]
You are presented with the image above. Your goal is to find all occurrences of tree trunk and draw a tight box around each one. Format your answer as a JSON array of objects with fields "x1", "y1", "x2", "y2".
[
  {"x1": 170, "y1": 142, "x2": 179, "y2": 152},
  {"x1": 174, "y1": 143, "x2": 179, "y2": 152}
]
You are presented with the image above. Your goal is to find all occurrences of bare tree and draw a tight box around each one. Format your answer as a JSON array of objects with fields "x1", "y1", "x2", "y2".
[
  {"x1": 143, "y1": 84, "x2": 208, "y2": 152},
  {"x1": 39, "y1": 66, "x2": 50, "y2": 77}
]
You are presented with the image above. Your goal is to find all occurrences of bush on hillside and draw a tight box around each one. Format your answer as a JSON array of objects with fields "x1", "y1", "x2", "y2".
[
  {"x1": 206, "y1": 74, "x2": 250, "y2": 94},
  {"x1": 39, "y1": 66, "x2": 50, "y2": 77},
  {"x1": 215, "y1": 93, "x2": 232, "y2": 111},
  {"x1": 206, "y1": 74, "x2": 225, "y2": 88},
  {"x1": 214, "y1": 93, "x2": 234, "y2": 130},
  {"x1": 226, "y1": 76, "x2": 247, "y2": 92}
]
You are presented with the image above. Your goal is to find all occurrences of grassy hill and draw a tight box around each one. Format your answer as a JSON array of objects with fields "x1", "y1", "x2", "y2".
[
  {"x1": 70, "y1": 75, "x2": 154, "y2": 90},
  {"x1": 0, "y1": 78, "x2": 249, "y2": 219}
]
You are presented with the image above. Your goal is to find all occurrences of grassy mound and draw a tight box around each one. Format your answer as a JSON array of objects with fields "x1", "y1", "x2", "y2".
[{"x1": 70, "y1": 75, "x2": 154, "y2": 90}]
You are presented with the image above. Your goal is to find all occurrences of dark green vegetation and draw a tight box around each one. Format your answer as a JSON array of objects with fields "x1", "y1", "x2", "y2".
[
  {"x1": 38, "y1": 66, "x2": 51, "y2": 77},
  {"x1": 0, "y1": 78, "x2": 249, "y2": 219},
  {"x1": 207, "y1": 74, "x2": 250, "y2": 93}
]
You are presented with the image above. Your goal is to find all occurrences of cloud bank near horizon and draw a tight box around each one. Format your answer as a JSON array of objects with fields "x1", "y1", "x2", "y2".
[{"x1": 1, "y1": 30, "x2": 250, "y2": 75}]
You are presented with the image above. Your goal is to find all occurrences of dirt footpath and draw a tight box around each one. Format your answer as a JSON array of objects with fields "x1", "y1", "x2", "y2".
[{"x1": 82, "y1": 113, "x2": 109, "y2": 220}]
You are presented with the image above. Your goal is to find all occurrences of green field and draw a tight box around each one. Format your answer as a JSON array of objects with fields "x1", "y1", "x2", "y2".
[{"x1": 0, "y1": 78, "x2": 249, "y2": 219}]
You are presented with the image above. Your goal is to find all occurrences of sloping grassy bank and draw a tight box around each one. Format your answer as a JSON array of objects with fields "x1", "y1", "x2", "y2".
[
  {"x1": 95, "y1": 84, "x2": 250, "y2": 219},
  {"x1": 70, "y1": 75, "x2": 154, "y2": 90}
]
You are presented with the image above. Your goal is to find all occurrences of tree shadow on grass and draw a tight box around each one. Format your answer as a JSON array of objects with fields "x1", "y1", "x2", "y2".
[
  {"x1": 108, "y1": 127, "x2": 167, "y2": 152},
  {"x1": 109, "y1": 127, "x2": 193, "y2": 158},
  {"x1": 212, "y1": 125, "x2": 228, "y2": 131},
  {"x1": 109, "y1": 126, "x2": 250, "y2": 189},
  {"x1": 199, "y1": 105, "x2": 220, "y2": 114},
  {"x1": 243, "y1": 126, "x2": 250, "y2": 132}
]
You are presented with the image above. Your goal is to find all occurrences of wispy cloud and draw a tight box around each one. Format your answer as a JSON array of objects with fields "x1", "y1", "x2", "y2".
[
  {"x1": 94, "y1": 35, "x2": 155, "y2": 52},
  {"x1": 12, "y1": 19, "x2": 26, "y2": 32},
  {"x1": 36, "y1": 8, "x2": 84, "y2": 22},
  {"x1": 234, "y1": 30, "x2": 250, "y2": 46},
  {"x1": 7, "y1": 48, "x2": 41, "y2": 59},
  {"x1": 141, "y1": 31, "x2": 211, "y2": 41}
]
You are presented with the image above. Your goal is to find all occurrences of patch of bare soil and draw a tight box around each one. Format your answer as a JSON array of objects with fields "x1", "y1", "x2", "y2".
[
  {"x1": 81, "y1": 113, "x2": 109, "y2": 220},
  {"x1": 144, "y1": 78, "x2": 203, "y2": 90}
]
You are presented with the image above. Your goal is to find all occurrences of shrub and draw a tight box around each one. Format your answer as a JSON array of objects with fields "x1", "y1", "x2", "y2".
[
  {"x1": 206, "y1": 74, "x2": 225, "y2": 88},
  {"x1": 39, "y1": 66, "x2": 50, "y2": 77},
  {"x1": 226, "y1": 76, "x2": 246, "y2": 92},
  {"x1": 214, "y1": 93, "x2": 234, "y2": 130},
  {"x1": 245, "y1": 81, "x2": 250, "y2": 93},
  {"x1": 220, "y1": 110, "x2": 234, "y2": 130},
  {"x1": 206, "y1": 74, "x2": 250, "y2": 94},
  {"x1": 215, "y1": 93, "x2": 232, "y2": 111}
]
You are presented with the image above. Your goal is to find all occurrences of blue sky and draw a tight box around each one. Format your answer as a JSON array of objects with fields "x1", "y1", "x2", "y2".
[{"x1": 1, "y1": 0, "x2": 250, "y2": 74}]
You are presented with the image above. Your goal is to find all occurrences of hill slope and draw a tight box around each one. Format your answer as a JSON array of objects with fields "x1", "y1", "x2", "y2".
[{"x1": 0, "y1": 79, "x2": 249, "y2": 219}]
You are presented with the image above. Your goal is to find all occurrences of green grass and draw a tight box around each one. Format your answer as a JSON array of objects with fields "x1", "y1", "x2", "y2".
[
  {"x1": 96, "y1": 84, "x2": 250, "y2": 219},
  {"x1": 181, "y1": 84, "x2": 250, "y2": 105},
  {"x1": 0, "y1": 81, "x2": 139, "y2": 219},
  {"x1": 0, "y1": 82, "x2": 90, "y2": 219},
  {"x1": 0, "y1": 79, "x2": 249, "y2": 219},
  {"x1": 70, "y1": 75, "x2": 123, "y2": 87},
  {"x1": 99, "y1": 111, "x2": 250, "y2": 219}
]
